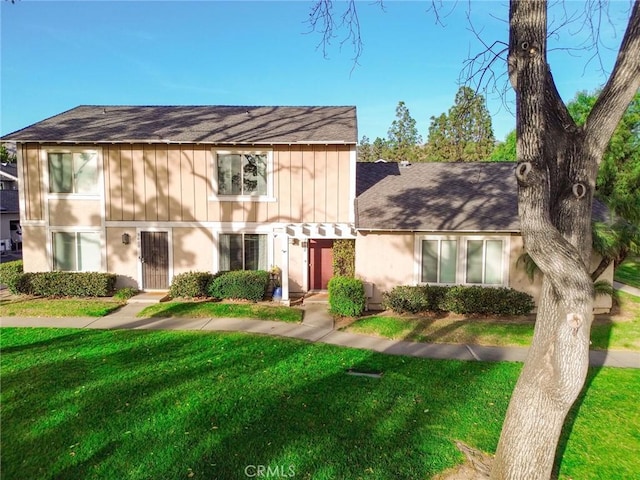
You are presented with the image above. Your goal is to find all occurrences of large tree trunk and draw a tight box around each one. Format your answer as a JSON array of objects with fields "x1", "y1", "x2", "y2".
[{"x1": 491, "y1": 1, "x2": 640, "y2": 478}]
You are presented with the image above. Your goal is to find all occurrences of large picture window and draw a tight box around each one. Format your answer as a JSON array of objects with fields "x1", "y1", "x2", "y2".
[
  {"x1": 219, "y1": 234, "x2": 267, "y2": 271},
  {"x1": 217, "y1": 153, "x2": 268, "y2": 196},
  {"x1": 417, "y1": 235, "x2": 507, "y2": 286},
  {"x1": 52, "y1": 232, "x2": 101, "y2": 271},
  {"x1": 48, "y1": 151, "x2": 99, "y2": 194}
]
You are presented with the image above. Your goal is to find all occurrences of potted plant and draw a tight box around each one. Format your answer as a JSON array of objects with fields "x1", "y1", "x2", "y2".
[{"x1": 269, "y1": 265, "x2": 282, "y2": 300}]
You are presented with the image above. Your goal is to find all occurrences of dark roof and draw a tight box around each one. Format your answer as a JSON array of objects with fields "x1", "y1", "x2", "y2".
[
  {"x1": 2, "y1": 105, "x2": 358, "y2": 145},
  {"x1": 356, "y1": 162, "x2": 609, "y2": 232},
  {"x1": 0, "y1": 190, "x2": 19, "y2": 213},
  {"x1": 0, "y1": 163, "x2": 18, "y2": 180}
]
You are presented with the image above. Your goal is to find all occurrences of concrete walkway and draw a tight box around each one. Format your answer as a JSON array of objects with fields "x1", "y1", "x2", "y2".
[
  {"x1": 2, "y1": 301, "x2": 639, "y2": 369},
  {"x1": 614, "y1": 281, "x2": 640, "y2": 297}
]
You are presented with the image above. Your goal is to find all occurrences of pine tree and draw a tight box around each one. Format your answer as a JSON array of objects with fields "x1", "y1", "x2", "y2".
[
  {"x1": 386, "y1": 101, "x2": 422, "y2": 162},
  {"x1": 426, "y1": 86, "x2": 495, "y2": 161}
]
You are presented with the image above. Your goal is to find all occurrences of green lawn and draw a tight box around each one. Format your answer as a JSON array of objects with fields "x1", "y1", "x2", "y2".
[
  {"x1": 137, "y1": 301, "x2": 303, "y2": 323},
  {"x1": 615, "y1": 256, "x2": 640, "y2": 288},
  {"x1": 0, "y1": 297, "x2": 124, "y2": 317},
  {"x1": 345, "y1": 292, "x2": 640, "y2": 351},
  {"x1": 1, "y1": 328, "x2": 638, "y2": 480}
]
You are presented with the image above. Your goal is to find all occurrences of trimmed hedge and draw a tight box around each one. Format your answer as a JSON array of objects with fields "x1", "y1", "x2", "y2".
[
  {"x1": 207, "y1": 270, "x2": 269, "y2": 302},
  {"x1": 383, "y1": 285, "x2": 534, "y2": 316},
  {"x1": 0, "y1": 260, "x2": 24, "y2": 294},
  {"x1": 328, "y1": 276, "x2": 366, "y2": 317},
  {"x1": 18, "y1": 272, "x2": 117, "y2": 297},
  {"x1": 170, "y1": 271, "x2": 215, "y2": 298}
]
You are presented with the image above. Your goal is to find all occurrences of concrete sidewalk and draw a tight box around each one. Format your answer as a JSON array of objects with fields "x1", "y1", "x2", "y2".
[{"x1": 2, "y1": 301, "x2": 639, "y2": 369}]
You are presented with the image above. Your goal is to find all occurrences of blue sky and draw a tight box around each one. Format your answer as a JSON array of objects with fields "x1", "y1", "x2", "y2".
[{"x1": 1, "y1": 1, "x2": 634, "y2": 143}]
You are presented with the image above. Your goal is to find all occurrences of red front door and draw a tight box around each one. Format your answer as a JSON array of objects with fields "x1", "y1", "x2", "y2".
[{"x1": 309, "y1": 239, "x2": 334, "y2": 290}]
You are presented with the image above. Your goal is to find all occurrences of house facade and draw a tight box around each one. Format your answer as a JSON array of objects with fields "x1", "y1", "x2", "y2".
[
  {"x1": 4, "y1": 106, "x2": 613, "y2": 313},
  {"x1": 354, "y1": 162, "x2": 613, "y2": 313},
  {"x1": 3, "y1": 105, "x2": 358, "y2": 303}
]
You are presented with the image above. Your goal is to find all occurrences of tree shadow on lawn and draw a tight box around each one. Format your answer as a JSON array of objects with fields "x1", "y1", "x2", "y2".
[{"x1": 0, "y1": 328, "x2": 516, "y2": 480}]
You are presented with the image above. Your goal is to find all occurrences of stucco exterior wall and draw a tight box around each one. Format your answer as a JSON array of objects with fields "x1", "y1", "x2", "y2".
[
  {"x1": 288, "y1": 241, "x2": 305, "y2": 294},
  {"x1": 172, "y1": 227, "x2": 214, "y2": 275},
  {"x1": 106, "y1": 227, "x2": 139, "y2": 288},
  {"x1": 355, "y1": 232, "x2": 415, "y2": 308},
  {"x1": 48, "y1": 199, "x2": 102, "y2": 227},
  {"x1": 21, "y1": 225, "x2": 48, "y2": 272}
]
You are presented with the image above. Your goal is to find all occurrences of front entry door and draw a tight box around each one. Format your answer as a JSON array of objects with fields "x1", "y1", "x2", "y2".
[
  {"x1": 308, "y1": 239, "x2": 334, "y2": 290},
  {"x1": 140, "y1": 231, "x2": 169, "y2": 289}
]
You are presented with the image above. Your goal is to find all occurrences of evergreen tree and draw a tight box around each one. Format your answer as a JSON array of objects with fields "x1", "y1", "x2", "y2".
[
  {"x1": 357, "y1": 135, "x2": 375, "y2": 162},
  {"x1": 386, "y1": 101, "x2": 422, "y2": 162},
  {"x1": 426, "y1": 86, "x2": 495, "y2": 161}
]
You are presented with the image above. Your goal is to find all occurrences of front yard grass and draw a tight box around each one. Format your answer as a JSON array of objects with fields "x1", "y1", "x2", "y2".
[
  {"x1": 1, "y1": 327, "x2": 638, "y2": 480},
  {"x1": 344, "y1": 291, "x2": 640, "y2": 351},
  {"x1": 615, "y1": 256, "x2": 640, "y2": 288},
  {"x1": 0, "y1": 297, "x2": 124, "y2": 317},
  {"x1": 136, "y1": 301, "x2": 303, "y2": 323}
]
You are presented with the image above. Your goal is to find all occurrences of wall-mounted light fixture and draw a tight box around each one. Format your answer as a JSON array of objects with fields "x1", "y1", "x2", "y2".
[{"x1": 122, "y1": 233, "x2": 130, "y2": 245}]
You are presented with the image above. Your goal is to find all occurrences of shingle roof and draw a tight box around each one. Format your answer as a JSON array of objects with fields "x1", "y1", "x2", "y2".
[
  {"x1": 356, "y1": 162, "x2": 609, "y2": 232},
  {"x1": 0, "y1": 163, "x2": 18, "y2": 180},
  {"x1": 2, "y1": 105, "x2": 358, "y2": 144}
]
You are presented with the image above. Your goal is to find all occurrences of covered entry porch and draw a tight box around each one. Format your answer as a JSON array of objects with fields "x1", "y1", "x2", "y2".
[{"x1": 275, "y1": 222, "x2": 355, "y2": 305}]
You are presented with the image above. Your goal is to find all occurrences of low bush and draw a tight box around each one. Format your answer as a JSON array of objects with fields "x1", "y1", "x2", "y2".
[
  {"x1": 382, "y1": 285, "x2": 449, "y2": 313},
  {"x1": 170, "y1": 271, "x2": 215, "y2": 298},
  {"x1": 328, "y1": 276, "x2": 366, "y2": 317},
  {"x1": 17, "y1": 272, "x2": 117, "y2": 297},
  {"x1": 114, "y1": 287, "x2": 139, "y2": 301},
  {"x1": 207, "y1": 270, "x2": 269, "y2": 302},
  {"x1": 383, "y1": 284, "x2": 534, "y2": 316},
  {"x1": 0, "y1": 260, "x2": 24, "y2": 294}
]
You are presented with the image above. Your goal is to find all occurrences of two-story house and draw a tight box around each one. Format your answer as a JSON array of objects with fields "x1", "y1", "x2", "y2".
[
  {"x1": 2, "y1": 105, "x2": 358, "y2": 303},
  {"x1": 3, "y1": 105, "x2": 613, "y2": 313}
]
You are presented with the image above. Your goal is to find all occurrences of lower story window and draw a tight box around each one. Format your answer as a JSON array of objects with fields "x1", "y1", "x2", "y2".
[
  {"x1": 421, "y1": 239, "x2": 457, "y2": 283},
  {"x1": 219, "y1": 234, "x2": 267, "y2": 271},
  {"x1": 418, "y1": 236, "x2": 507, "y2": 286},
  {"x1": 52, "y1": 232, "x2": 101, "y2": 271},
  {"x1": 466, "y1": 239, "x2": 504, "y2": 285}
]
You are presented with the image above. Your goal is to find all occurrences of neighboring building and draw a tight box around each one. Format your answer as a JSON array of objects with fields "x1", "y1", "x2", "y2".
[
  {"x1": 355, "y1": 161, "x2": 613, "y2": 313},
  {"x1": 2, "y1": 105, "x2": 358, "y2": 302},
  {"x1": 0, "y1": 162, "x2": 21, "y2": 254}
]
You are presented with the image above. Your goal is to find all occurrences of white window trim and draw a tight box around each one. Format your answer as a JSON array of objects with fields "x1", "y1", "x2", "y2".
[
  {"x1": 49, "y1": 228, "x2": 105, "y2": 272},
  {"x1": 43, "y1": 147, "x2": 103, "y2": 198},
  {"x1": 214, "y1": 231, "x2": 273, "y2": 273},
  {"x1": 414, "y1": 234, "x2": 510, "y2": 287},
  {"x1": 210, "y1": 148, "x2": 275, "y2": 202}
]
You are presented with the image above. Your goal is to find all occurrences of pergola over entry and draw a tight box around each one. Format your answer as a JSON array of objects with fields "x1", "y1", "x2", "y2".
[{"x1": 276, "y1": 222, "x2": 356, "y2": 304}]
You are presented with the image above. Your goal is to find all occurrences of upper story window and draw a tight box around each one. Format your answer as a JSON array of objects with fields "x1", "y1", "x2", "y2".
[
  {"x1": 48, "y1": 151, "x2": 99, "y2": 194},
  {"x1": 214, "y1": 150, "x2": 273, "y2": 201}
]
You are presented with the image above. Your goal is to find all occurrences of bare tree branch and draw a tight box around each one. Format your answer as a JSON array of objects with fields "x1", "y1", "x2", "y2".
[{"x1": 585, "y1": 0, "x2": 640, "y2": 157}]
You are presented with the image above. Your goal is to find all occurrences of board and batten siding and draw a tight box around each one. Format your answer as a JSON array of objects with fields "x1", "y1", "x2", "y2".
[
  {"x1": 19, "y1": 144, "x2": 45, "y2": 221},
  {"x1": 103, "y1": 144, "x2": 352, "y2": 224}
]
